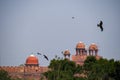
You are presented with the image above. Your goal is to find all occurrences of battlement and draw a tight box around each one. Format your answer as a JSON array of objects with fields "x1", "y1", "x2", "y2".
[{"x1": 0, "y1": 66, "x2": 48, "y2": 80}]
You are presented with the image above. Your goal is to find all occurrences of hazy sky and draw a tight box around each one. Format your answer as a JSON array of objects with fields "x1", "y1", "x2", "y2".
[{"x1": 0, "y1": 0, "x2": 120, "y2": 66}]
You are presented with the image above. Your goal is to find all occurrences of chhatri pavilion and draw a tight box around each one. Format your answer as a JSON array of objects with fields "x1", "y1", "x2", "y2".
[{"x1": 0, "y1": 41, "x2": 102, "y2": 80}]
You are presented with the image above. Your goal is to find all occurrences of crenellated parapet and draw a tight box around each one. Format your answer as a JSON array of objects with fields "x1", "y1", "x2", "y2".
[
  {"x1": 0, "y1": 65, "x2": 49, "y2": 80},
  {"x1": 0, "y1": 66, "x2": 48, "y2": 73}
]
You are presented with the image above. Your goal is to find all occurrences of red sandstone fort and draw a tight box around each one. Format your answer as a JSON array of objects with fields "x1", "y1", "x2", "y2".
[{"x1": 0, "y1": 41, "x2": 101, "y2": 80}]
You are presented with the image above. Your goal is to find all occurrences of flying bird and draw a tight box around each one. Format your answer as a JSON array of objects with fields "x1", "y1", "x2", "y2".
[
  {"x1": 43, "y1": 55, "x2": 49, "y2": 61},
  {"x1": 37, "y1": 52, "x2": 49, "y2": 61},
  {"x1": 97, "y1": 20, "x2": 103, "y2": 31},
  {"x1": 37, "y1": 52, "x2": 42, "y2": 55},
  {"x1": 72, "y1": 17, "x2": 75, "y2": 19},
  {"x1": 61, "y1": 51, "x2": 64, "y2": 54}
]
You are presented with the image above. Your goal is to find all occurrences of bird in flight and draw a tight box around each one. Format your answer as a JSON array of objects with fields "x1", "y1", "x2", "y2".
[
  {"x1": 37, "y1": 52, "x2": 49, "y2": 61},
  {"x1": 43, "y1": 55, "x2": 49, "y2": 61},
  {"x1": 37, "y1": 52, "x2": 41, "y2": 55},
  {"x1": 97, "y1": 20, "x2": 103, "y2": 31},
  {"x1": 72, "y1": 17, "x2": 75, "y2": 19},
  {"x1": 61, "y1": 51, "x2": 64, "y2": 54}
]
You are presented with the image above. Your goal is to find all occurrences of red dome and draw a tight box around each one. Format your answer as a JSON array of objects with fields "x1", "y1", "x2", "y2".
[
  {"x1": 64, "y1": 49, "x2": 70, "y2": 55},
  {"x1": 76, "y1": 41, "x2": 85, "y2": 49},
  {"x1": 89, "y1": 43, "x2": 98, "y2": 50},
  {"x1": 25, "y1": 54, "x2": 39, "y2": 66}
]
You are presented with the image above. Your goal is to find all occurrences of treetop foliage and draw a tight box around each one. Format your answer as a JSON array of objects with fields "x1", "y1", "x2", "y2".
[{"x1": 43, "y1": 56, "x2": 120, "y2": 80}]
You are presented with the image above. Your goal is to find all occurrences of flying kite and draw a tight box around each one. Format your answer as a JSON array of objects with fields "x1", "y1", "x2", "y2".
[
  {"x1": 37, "y1": 52, "x2": 41, "y2": 55},
  {"x1": 72, "y1": 17, "x2": 75, "y2": 19},
  {"x1": 97, "y1": 20, "x2": 103, "y2": 31},
  {"x1": 43, "y1": 55, "x2": 49, "y2": 61},
  {"x1": 37, "y1": 52, "x2": 49, "y2": 61}
]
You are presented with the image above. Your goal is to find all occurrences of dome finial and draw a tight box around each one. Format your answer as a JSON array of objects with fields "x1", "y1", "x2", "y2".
[{"x1": 79, "y1": 41, "x2": 82, "y2": 43}]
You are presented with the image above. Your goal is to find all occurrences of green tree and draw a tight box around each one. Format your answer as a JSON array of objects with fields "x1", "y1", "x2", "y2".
[
  {"x1": 43, "y1": 56, "x2": 120, "y2": 80},
  {"x1": 83, "y1": 56, "x2": 97, "y2": 71},
  {"x1": 0, "y1": 69, "x2": 12, "y2": 80},
  {"x1": 43, "y1": 58, "x2": 86, "y2": 80},
  {"x1": 110, "y1": 60, "x2": 120, "y2": 80},
  {"x1": 83, "y1": 56, "x2": 100, "y2": 80},
  {"x1": 83, "y1": 56, "x2": 116, "y2": 80}
]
